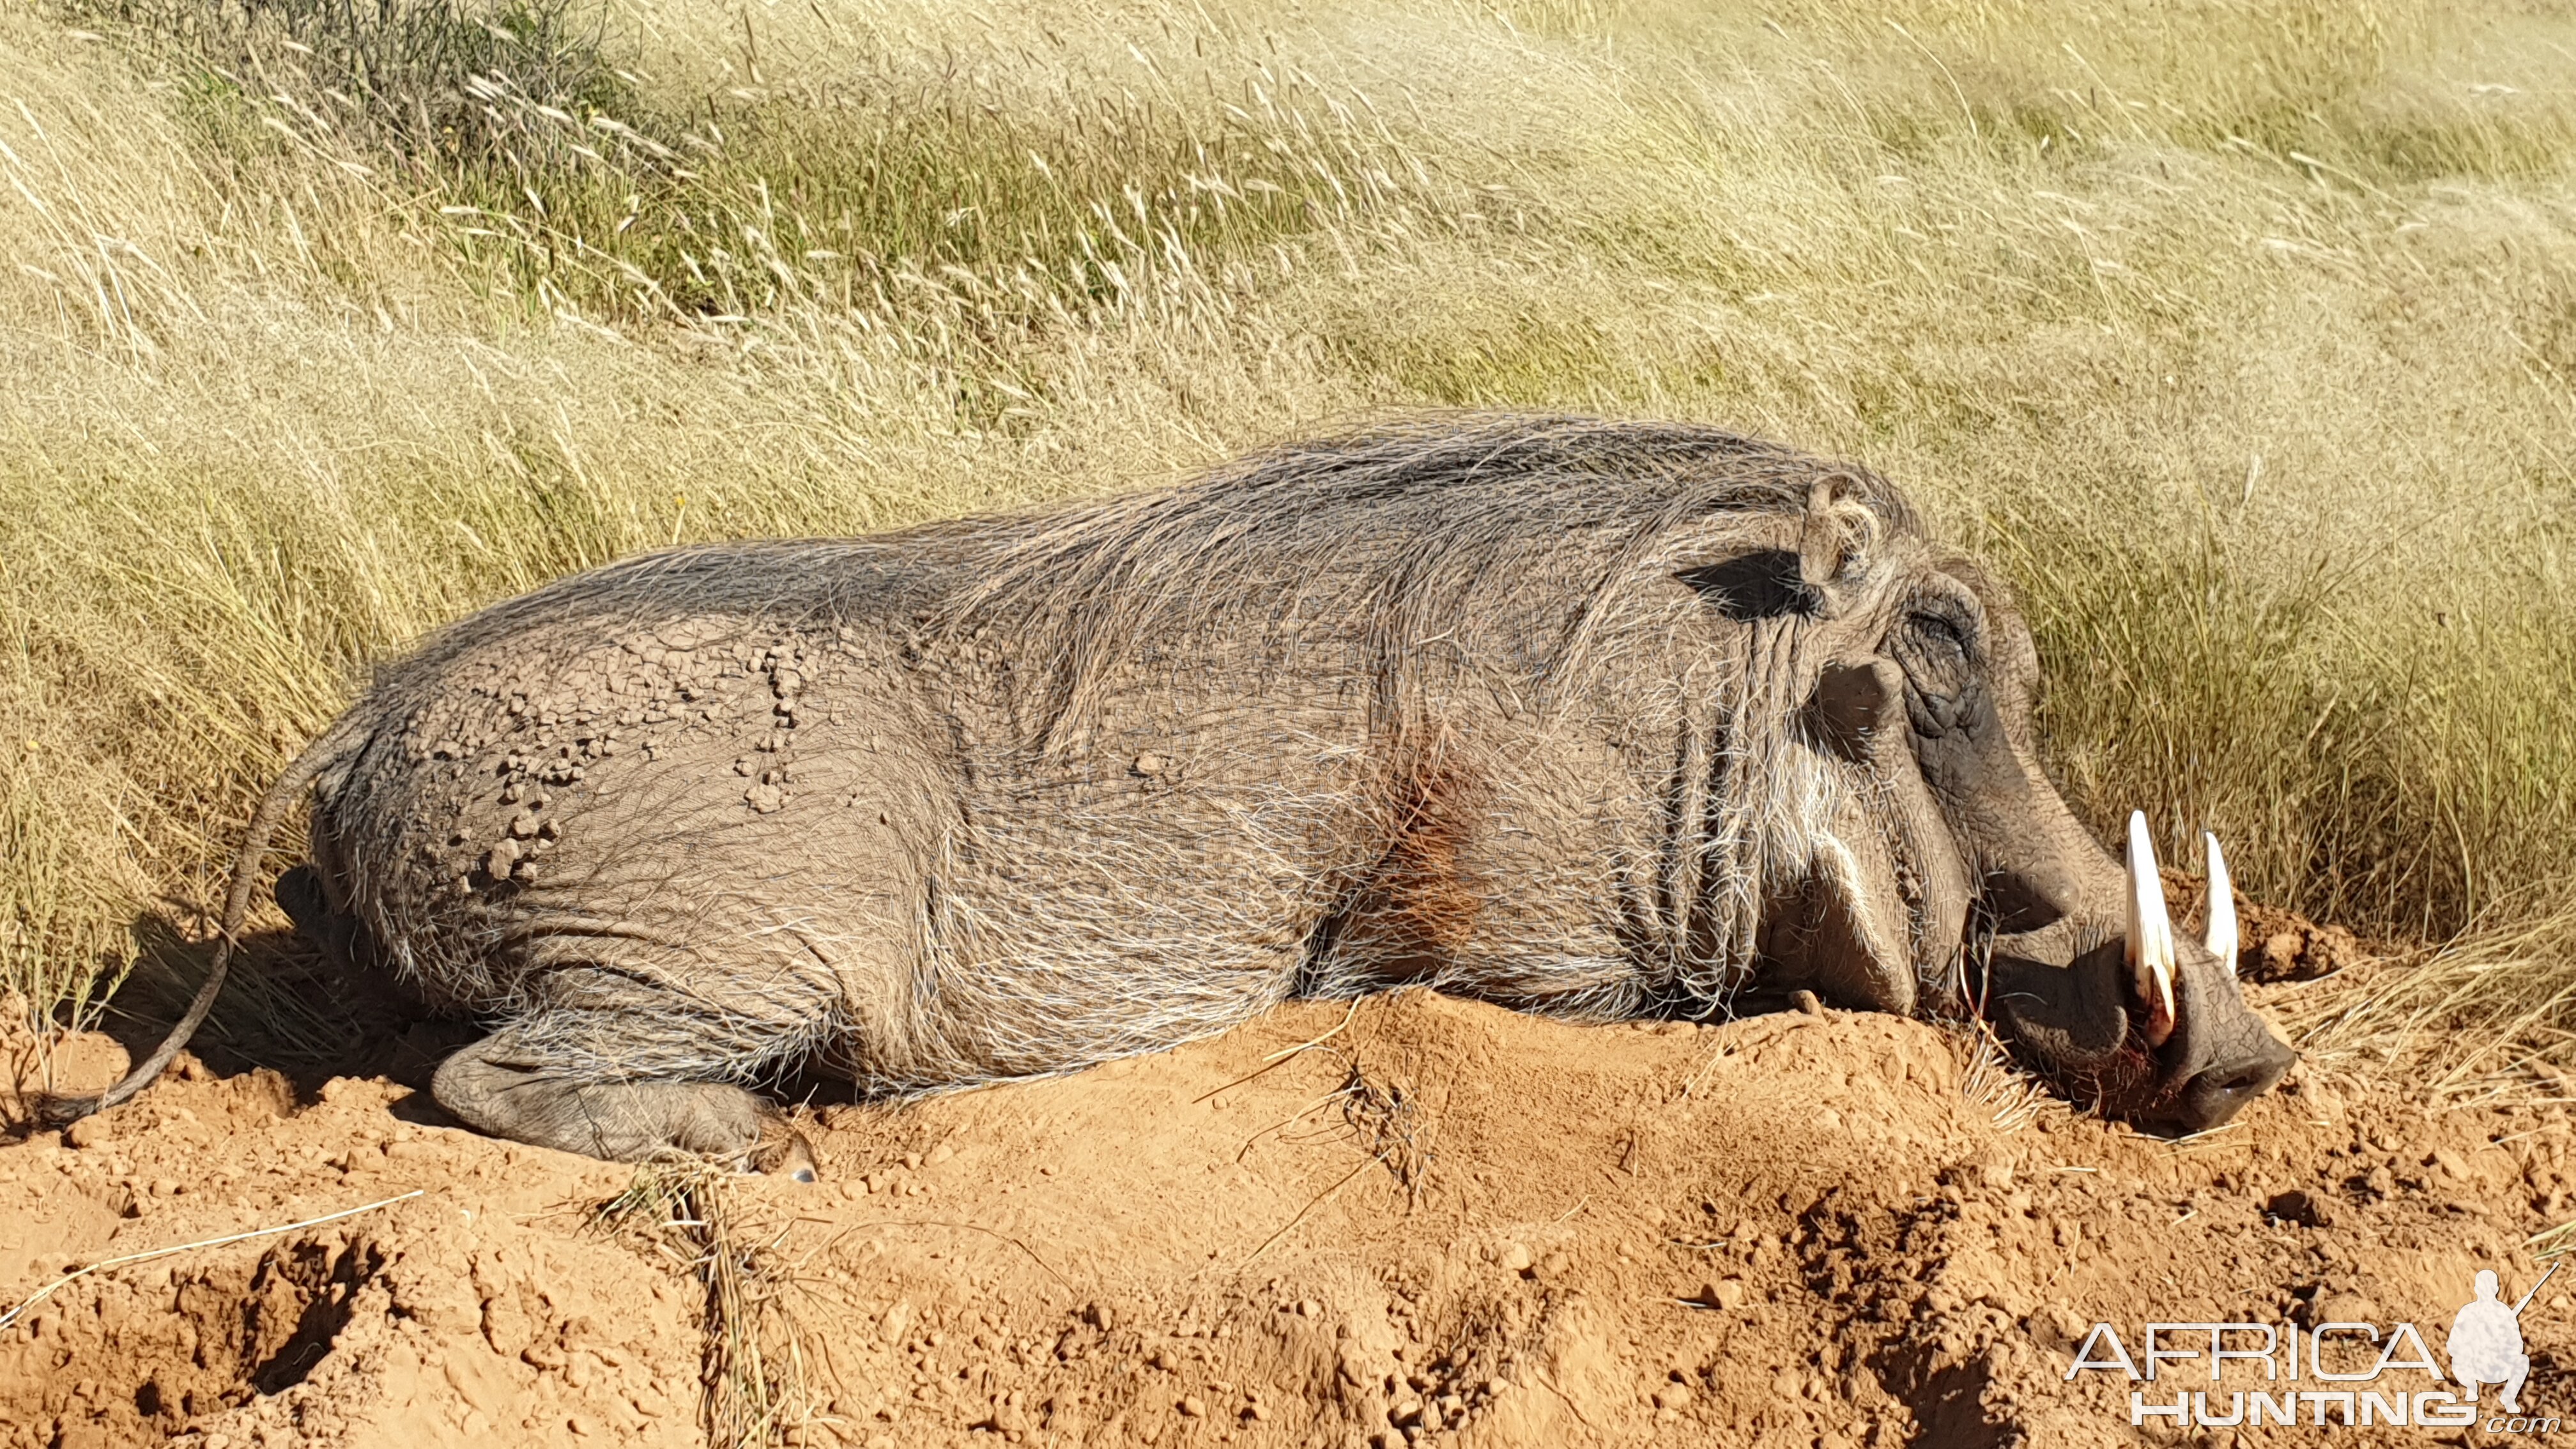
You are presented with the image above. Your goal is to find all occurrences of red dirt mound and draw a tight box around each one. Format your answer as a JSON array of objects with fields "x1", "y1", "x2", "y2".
[{"x1": 3, "y1": 985, "x2": 2565, "y2": 1448}]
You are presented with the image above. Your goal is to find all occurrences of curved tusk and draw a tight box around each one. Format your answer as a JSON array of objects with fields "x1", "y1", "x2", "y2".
[
  {"x1": 2204, "y1": 832, "x2": 2239, "y2": 972},
  {"x1": 2126, "y1": 811, "x2": 2177, "y2": 1046}
]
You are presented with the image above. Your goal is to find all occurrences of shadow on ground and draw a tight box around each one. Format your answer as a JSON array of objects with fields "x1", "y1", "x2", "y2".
[{"x1": 85, "y1": 913, "x2": 475, "y2": 1111}]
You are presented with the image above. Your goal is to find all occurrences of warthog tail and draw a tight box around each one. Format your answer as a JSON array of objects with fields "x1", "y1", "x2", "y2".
[{"x1": 38, "y1": 715, "x2": 369, "y2": 1127}]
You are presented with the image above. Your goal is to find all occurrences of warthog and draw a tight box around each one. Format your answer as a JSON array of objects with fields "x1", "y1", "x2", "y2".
[{"x1": 52, "y1": 417, "x2": 2292, "y2": 1162}]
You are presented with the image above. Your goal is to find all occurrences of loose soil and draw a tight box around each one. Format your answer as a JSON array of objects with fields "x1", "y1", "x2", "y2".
[{"x1": 2, "y1": 951, "x2": 2565, "y2": 1448}]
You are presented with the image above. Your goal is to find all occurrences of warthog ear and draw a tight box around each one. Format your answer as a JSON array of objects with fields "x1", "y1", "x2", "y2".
[
  {"x1": 1798, "y1": 474, "x2": 1879, "y2": 619},
  {"x1": 1671, "y1": 473, "x2": 1883, "y2": 620}
]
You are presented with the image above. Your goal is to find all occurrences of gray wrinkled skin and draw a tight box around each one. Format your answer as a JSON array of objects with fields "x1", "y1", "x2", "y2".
[{"x1": 266, "y1": 416, "x2": 2290, "y2": 1163}]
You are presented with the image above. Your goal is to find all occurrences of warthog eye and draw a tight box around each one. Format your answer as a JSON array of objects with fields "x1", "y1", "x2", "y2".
[
  {"x1": 1913, "y1": 611, "x2": 1967, "y2": 657},
  {"x1": 1896, "y1": 603, "x2": 1978, "y2": 707}
]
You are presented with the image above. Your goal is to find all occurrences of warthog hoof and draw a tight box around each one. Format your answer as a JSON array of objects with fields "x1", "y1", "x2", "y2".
[{"x1": 750, "y1": 1123, "x2": 820, "y2": 1183}]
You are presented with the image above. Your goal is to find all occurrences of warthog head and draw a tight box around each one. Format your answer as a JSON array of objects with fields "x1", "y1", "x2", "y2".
[{"x1": 1766, "y1": 478, "x2": 2294, "y2": 1133}]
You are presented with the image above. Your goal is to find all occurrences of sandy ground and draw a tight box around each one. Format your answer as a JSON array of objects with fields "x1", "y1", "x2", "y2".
[{"x1": 1, "y1": 964, "x2": 2566, "y2": 1449}]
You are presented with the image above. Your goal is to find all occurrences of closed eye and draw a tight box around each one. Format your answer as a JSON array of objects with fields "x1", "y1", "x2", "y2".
[
  {"x1": 1912, "y1": 611, "x2": 1968, "y2": 659},
  {"x1": 1896, "y1": 602, "x2": 1979, "y2": 716}
]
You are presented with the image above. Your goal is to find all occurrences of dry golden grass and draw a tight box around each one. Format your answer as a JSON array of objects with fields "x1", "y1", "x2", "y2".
[
  {"x1": 4, "y1": 0, "x2": 2575, "y2": 1078},
  {"x1": 596, "y1": 1159, "x2": 818, "y2": 1448}
]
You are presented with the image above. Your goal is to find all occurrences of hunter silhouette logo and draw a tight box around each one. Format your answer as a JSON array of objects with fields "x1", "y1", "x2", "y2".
[
  {"x1": 2066, "y1": 1264, "x2": 2561, "y2": 1431},
  {"x1": 2450, "y1": 1264, "x2": 2554, "y2": 1416}
]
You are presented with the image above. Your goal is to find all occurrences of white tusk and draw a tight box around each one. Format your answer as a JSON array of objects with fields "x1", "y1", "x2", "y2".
[
  {"x1": 2126, "y1": 811, "x2": 2177, "y2": 1046},
  {"x1": 2204, "y1": 832, "x2": 2239, "y2": 972}
]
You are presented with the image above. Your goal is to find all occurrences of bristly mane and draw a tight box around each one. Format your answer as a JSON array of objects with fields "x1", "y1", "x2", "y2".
[
  {"x1": 941, "y1": 413, "x2": 1922, "y2": 750},
  {"x1": 380, "y1": 413, "x2": 1918, "y2": 701}
]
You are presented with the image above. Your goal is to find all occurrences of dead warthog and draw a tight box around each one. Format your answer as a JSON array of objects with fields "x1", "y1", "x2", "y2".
[{"x1": 50, "y1": 417, "x2": 2292, "y2": 1162}]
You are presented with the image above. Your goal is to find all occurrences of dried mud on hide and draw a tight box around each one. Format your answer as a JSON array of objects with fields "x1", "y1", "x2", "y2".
[{"x1": 4, "y1": 986, "x2": 2573, "y2": 1448}]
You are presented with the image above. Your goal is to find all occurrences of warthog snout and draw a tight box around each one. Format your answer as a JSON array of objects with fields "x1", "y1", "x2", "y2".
[
  {"x1": 1981, "y1": 815, "x2": 2295, "y2": 1134},
  {"x1": 2127, "y1": 818, "x2": 2297, "y2": 1131}
]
